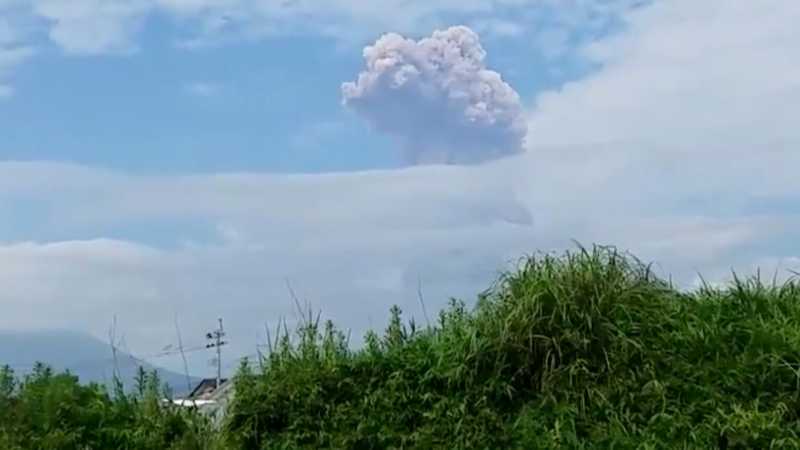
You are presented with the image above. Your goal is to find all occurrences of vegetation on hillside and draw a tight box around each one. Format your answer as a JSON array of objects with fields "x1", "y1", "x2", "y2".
[
  {"x1": 0, "y1": 364, "x2": 224, "y2": 450},
  {"x1": 5, "y1": 246, "x2": 800, "y2": 448}
]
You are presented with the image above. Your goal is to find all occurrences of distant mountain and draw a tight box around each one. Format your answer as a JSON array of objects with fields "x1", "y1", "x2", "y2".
[{"x1": 0, "y1": 330, "x2": 199, "y2": 396}]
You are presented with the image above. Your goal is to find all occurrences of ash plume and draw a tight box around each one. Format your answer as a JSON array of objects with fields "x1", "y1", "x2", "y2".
[{"x1": 342, "y1": 26, "x2": 528, "y2": 165}]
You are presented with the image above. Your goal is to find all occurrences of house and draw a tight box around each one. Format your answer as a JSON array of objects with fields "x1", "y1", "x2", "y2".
[
  {"x1": 171, "y1": 378, "x2": 235, "y2": 425},
  {"x1": 188, "y1": 378, "x2": 228, "y2": 400}
]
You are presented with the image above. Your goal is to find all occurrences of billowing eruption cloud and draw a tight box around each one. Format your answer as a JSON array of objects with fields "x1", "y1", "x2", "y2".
[{"x1": 342, "y1": 26, "x2": 527, "y2": 165}]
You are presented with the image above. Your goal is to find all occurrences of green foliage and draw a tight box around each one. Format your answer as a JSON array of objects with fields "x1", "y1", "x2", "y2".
[
  {"x1": 226, "y1": 245, "x2": 800, "y2": 449},
  {"x1": 0, "y1": 363, "x2": 227, "y2": 450},
  {"x1": 7, "y1": 245, "x2": 800, "y2": 449}
]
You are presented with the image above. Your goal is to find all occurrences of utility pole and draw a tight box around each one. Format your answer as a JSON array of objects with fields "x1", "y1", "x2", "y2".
[{"x1": 205, "y1": 318, "x2": 227, "y2": 389}]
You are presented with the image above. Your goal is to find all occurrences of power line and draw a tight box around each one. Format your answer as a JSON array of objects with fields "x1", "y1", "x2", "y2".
[{"x1": 139, "y1": 344, "x2": 208, "y2": 359}]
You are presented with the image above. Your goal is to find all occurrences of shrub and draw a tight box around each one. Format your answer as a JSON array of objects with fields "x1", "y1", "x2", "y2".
[{"x1": 227, "y1": 246, "x2": 800, "y2": 449}]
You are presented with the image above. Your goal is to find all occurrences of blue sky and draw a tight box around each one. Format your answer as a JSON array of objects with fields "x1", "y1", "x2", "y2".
[
  {"x1": 1, "y1": 0, "x2": 799, "y2": 376},
  {"x1": 3, "y1": 33, "x2": 397, "y2": 172},
  {"x1": 1, "y1": 0, "x2": 608, "y2": 174}
]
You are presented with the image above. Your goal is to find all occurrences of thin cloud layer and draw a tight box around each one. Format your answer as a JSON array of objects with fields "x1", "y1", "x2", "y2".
[
  {"x1": 342, "y1": 26, "x2": 527, "y2": 165},
  {"x1": 32, "y1": 0, "x2": 150, "y2": 54},
  {"x1": 0, "y1": 15, "x2": 33, "y2": 97},
  {"x1": 522, "y1": 0, "x2": 800, "y2": 205},
  {"x1": 16, "y1": 0, "x2": 629, "y2": 54},
  {"x1": 2, "y1": 0, "x2": 800, "y2": 377},
  {"x1": 0, "y1": 0, "x2": 636, "y2": 92},
  {"x1": 0, "y1": 160, "x2": 536, "y2": 374},
  {"x1": 2, "y1": 159, "x2": 799, "y2": 376}
]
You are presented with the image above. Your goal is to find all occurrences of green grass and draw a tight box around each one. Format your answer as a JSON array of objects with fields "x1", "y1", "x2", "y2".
[
  {"x1": 0, "y1": 364, "x2": 227, "y2": 450},
  {"x1": 5, "y1": 244, "x2": 800, "y2": 449},
  {"x1": 226, "y1": 245, "x2": 800, "y2": 449}
]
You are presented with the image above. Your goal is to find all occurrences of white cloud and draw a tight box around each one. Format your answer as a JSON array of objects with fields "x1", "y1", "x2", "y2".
[
  {"x1": 2, "y1": 0, "x2": 800, "y2": 376},
  {"x1": 16, "y1": 0, "x2": 638, "y2": 53},
  {"x1": 0, "y1": 15, "x2": 34, "y2": 97},
  {"x1": 0, "y1": 159, "x2": 537, "y2": 373},
  {"x1": 509, "y1": 0, "x2": 800, "y2": 277},
  {"x1": 525, "y1": 0, "x2": 799, "y2": 189},
  {"x1": 31, "y1": 0, "x2": 151, "y2": 54},
  {"x1": 1, "y1": 160, "x2": 798, "y2": 375},
  {"x1": 0, "y1": 0, "x2": 637, "y2": 92},
  {"x1": 529, "y1": 0, "x2": 800, "y2": 148},
  {"x1": 0, "y1": 160, "x2": 532, "y2": 230},
  {"x1": 468, "y1": 19, "x2": 525, "y2": 38}
]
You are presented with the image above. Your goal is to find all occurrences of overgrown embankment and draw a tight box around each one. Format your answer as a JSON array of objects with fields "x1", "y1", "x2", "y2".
[
  {"x1": 5, "y1": 246, "x2": 800, "y2": 449},
  {"x1": 227, "y1": 246, "x2": 800, "y2": 449}
]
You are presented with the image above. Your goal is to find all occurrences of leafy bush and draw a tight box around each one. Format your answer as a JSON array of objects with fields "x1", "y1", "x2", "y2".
[
  {"x1": 226, "y1": 246, "x2": 800, "y2": 449},
  {"x1": 0, "y1": 364, "x2": 226, "y2": 450},
  {"x1": 6, "y1": 245, "x2": 800, "y2": 449}
]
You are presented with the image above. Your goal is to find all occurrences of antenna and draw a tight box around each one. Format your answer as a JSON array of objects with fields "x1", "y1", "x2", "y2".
[{"x1": 205, "y1": 318, "x2": 227, "y2": 389}]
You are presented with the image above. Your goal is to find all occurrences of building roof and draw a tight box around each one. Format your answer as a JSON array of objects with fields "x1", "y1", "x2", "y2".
[
  {"x1": 171, "y1": 399, "x2": 216, "y2": 407},
  {"x1": 188, "y1": 378, "x2": 229, "y2": 400}
]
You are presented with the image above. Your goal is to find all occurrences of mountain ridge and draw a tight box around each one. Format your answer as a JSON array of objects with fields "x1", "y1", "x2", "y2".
[{"x1": 0, "y1": 329, "x2": 199, "y2": 395}]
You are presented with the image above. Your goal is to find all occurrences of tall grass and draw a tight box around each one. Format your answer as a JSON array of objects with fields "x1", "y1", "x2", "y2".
[
  {"x1": 0, "y1": 364, "x2": 227, "y2": 450},
  {"x1": 4, "y1": 245, "x2": 800, "y2": 448},
  {"x1": 226, "y1": 245, "x2": 800, "y2": 449}
]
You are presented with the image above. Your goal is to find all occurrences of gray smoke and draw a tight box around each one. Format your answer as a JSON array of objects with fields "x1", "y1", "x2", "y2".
[{"x1": 342, "y1": 26, "x2": 528, "y2": 165}]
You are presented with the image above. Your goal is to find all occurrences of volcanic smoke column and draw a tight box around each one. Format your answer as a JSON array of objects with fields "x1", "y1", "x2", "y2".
[{"x1": 342, "y1": 26, "x2": 528, "y2": 165}]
